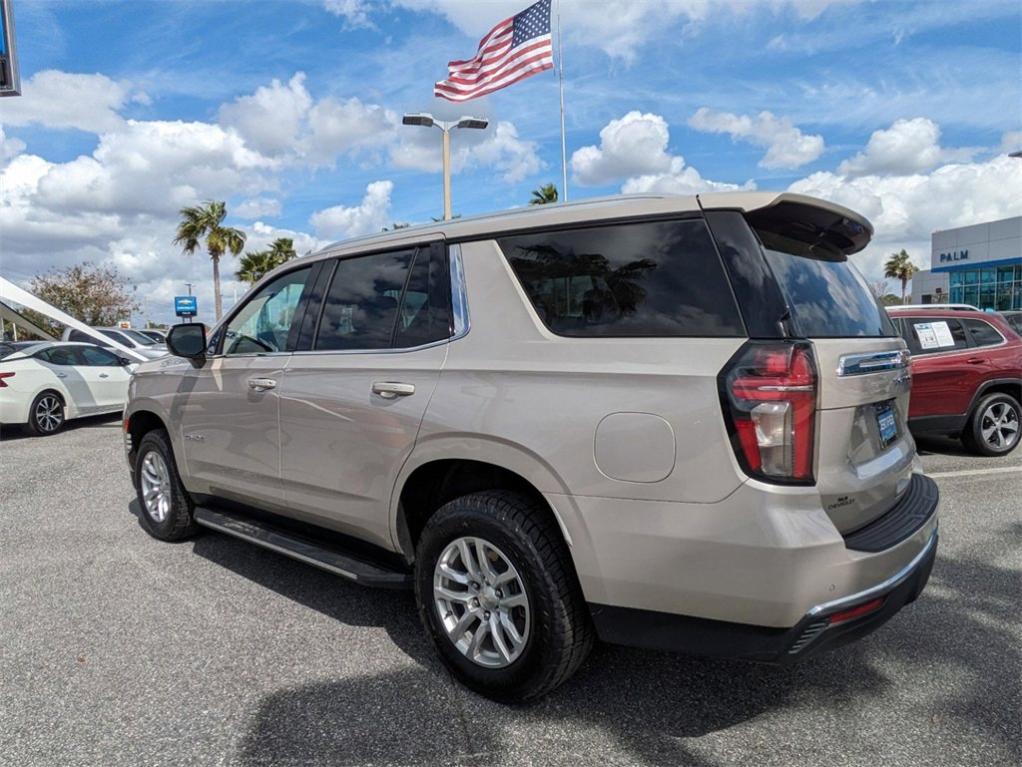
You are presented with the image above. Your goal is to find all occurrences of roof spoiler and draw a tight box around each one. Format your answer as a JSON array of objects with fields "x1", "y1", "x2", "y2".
[{"x1": 699, "y1": 192, "x2": 874, "y2": 256}]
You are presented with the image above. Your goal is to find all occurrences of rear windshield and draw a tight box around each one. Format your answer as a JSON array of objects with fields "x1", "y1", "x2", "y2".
[
  {"x1": 498, "y1": 219, "x2": 744, "y2": 338},
  {"x1": 757, "y1": 231, "x2": 895, "y2": 338}
]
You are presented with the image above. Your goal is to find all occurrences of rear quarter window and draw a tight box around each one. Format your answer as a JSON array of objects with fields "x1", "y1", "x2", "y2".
[
  {"x1": 497, "y1": 219, "x2": 744, "y2": 338},
  {"x1": 757, "y1": 231, "x2": 894, "y2": 338}
]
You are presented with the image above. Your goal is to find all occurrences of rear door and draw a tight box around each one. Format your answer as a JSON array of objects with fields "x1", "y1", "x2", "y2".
[
  {"x1": 749, "y1": 226, "x2": 914, "y2": 533},
  {"x1": 278, "y1": 244, "x2": 450, "y2": 548},
  {"x1": 899, "y1": 315, "x2": 976, "y2": 417}
]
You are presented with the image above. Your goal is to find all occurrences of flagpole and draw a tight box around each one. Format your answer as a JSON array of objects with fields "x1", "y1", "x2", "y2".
[{"x1": 556, "y1": 0, "x2": 568, "y2": 202}]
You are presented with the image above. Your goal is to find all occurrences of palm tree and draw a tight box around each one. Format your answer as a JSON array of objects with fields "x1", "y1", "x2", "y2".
[
  {"x1": 174, "y1": 201, "x2": 246, "y2": 320},
  {"x1": 884, "y1": 249, "x2": 918, "y2": 304},
  {"x1": 236, "y1": 238, "x2": 297, "y2": 284},
  {"x1": 530, "y1": 183, "x2": 558, "y2": 205}
]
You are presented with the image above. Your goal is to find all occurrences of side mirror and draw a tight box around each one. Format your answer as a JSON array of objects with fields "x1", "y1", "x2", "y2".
[
  {"x1": 166, "y1": 323, "x2": 207, "y2": 360},
  {"x1": 118, "y1": 356, "x2": 133, "y2": 366}
]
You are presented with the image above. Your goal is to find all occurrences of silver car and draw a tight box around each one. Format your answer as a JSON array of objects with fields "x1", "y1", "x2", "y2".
[
  {"x1": 123, "y1": 192, "x2": 939, "y2": 701},
  {"x1": 63, "y1": 326, "x2": 168, "y2": 359}
]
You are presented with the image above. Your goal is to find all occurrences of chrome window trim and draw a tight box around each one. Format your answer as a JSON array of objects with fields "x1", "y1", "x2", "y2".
[
  {"x1": 449, "y1": 243, "x2": 471, "y2": 342},
  {"x1": 203, "y1": 242, "x2": 469, "y2": 360},
  {"x1": 836, "y1": 349, "x2": 911, "y2": 377},
  {"x1": 806, "y1": 526, "x2": 938, "y2": 618}
]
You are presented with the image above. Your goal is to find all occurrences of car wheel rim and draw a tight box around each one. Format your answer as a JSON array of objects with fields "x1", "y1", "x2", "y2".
[
  {"x1": 433, "y1": 536, "x2": 530, "y2": 669},
  {"x1": 140, "y1": 450, "x2": 172, "y2": 522},
  {"x1": 35, "y1": 396, "x2": 63, "y2": 432},
  {"x1": 980, "y1": 402, "x2": 1019, "y2": 450}
]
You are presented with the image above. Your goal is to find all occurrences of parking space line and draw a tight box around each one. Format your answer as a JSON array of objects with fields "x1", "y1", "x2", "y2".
[{"x1": 928, "y1": 466, "x2": 1022, "y2": 479}]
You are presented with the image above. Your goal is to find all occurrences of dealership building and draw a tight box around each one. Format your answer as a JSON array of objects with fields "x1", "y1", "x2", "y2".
[{"x1": 911, "y1": 216, "x2": 1022, "y2": 310}]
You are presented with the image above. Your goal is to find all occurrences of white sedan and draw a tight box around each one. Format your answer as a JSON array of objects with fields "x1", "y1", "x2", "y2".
[{"x1": 0, "y1": 341, "x2": 135, "y2": 436}]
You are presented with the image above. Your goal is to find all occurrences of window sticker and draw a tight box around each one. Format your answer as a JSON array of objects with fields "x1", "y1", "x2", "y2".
[{"x1": 913, "y1": 321, "x2": 955, "y2": 349}]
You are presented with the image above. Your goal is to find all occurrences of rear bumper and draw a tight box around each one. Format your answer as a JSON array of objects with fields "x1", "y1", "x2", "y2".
[{"x1": 589, "y1": 527, "x2": 937, "y2": 662}]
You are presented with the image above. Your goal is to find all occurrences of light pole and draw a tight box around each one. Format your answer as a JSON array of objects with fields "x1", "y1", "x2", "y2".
[{"x1": 402, "y1": 113, "x2": 488, "y2": 221}]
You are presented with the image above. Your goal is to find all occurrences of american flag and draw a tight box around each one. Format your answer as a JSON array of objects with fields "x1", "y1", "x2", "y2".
[{"x1": 434, "y1": 0, "x2": 554, "y2": 102}]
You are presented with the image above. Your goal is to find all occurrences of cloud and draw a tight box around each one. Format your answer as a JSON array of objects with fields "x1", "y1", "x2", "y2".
[
  {"x1": 218, "y1": 73, "x2": 313, "y2": 156},
  {"x1": 622, "y1": 157, "x2": 756, "y2": 195},
  {"x1": 790, "y1": 154, "x2": 1022, "y2": 279},
  {"x1": 391, "y1": 119, "x2": 541, "y2": 182},
  {"x1": 234, "y1": 197, "x2": 282, "y2": 219},
  {"x1": 309, "y1": 180, "x2": 394, "y2": 239},
  {"x1": 305, "y1": 96, "x2": 397, "y2": 165},
  {"x1": 0, "y1": 70, "x2": 146, "y2": 133},
  {"x1": 571, "y1": 111, "x2": 675, "y2": 186},
  {"x1": 837, "y1": 117, "x2": 977, "y2": 177},
  {"x1": 382, "y1": 0, "x2": 864, "y2": 61},
  {"x1": 571, "y1": 110, "x2": 753, "y2": 193},
  {"x1": 0, "y1": 126, "x2": 25, "y2": 160},
  {"x1": 323, "y1": 0, "x2": 376, "y2": 29},
  {"x1": 999, "y1": 130, "x2": 1022, "y2": 155},
  {"x1": 688, "y1": 108, "x2": 825, "y2": 169}
]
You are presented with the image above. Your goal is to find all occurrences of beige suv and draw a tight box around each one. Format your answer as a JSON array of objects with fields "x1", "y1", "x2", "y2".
[{"x1": 124, "y1": 192, "x2": 939, "y2": 701}]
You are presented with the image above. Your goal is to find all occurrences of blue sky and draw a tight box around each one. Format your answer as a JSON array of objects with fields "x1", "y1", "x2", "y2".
[{"x1": 1, "y1": 0, "x2": 1020, "y2": 324}]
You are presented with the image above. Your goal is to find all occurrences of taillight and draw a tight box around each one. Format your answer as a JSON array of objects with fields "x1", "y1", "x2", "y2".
[
  {"x1": 719, "y1": 340, "x2": 817, "y2": 484},
  {"x1": 0, "y1": 372, "x2": 14, "y2": 388}
]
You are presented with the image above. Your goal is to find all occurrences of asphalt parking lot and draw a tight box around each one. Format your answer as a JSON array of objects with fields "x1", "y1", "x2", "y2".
[{"x1": 1, "y1": 418, "x2": 1020, "y2": 767}]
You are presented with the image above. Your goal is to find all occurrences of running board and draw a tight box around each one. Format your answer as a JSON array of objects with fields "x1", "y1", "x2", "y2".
[{"x1": 193, "y1": 506, "x2": 412, "y2": 589}]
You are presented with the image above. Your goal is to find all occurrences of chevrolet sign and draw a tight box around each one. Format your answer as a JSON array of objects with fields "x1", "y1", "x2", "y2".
[{"x1": 939, "y1": 249, "x2": 969, "y2": 263}]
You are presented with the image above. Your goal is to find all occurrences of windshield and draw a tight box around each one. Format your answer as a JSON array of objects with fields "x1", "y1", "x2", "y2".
[{"x1": 757, "y1": 230, "x2": 895, "y2": 338}]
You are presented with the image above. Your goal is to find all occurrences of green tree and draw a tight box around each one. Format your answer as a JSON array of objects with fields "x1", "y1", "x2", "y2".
[
  {"x1": 236, "y1": 238, "x2": 297, "y2": 283},
  {"x1": 884, "y1": 249, "x2": 918, "y2": 305},
  {"x1": 529, "y1": 183, "x2": 559, "y2": 205},
  {"x1": 174, "y1": 201, "x2": 246, "y2": 320},
  {"x1": 24, "y1": 262, "x2": 140, "y2": 337}
]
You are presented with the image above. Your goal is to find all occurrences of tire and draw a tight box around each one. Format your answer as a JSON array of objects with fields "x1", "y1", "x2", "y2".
[
  {"x1": 962, "y1": 392, "x2": 1021, "y2": 456},
  {"x1": 25, "y1": 390, "x2": 66, "y2": 436},
  {"x1": 414, "y1": 490, "x2": 594, "y2": 702},
  {"x1": 134, "y1": 429, "x2": 199, "y2": 541}
]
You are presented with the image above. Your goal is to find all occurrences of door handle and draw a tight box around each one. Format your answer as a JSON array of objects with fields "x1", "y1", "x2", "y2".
[
  {"x1": 56, "y1": 372, "x2": 67, "y2": 378},
  {"x1": 372, "y1": 381, "x2": 415, "y2": 399},
  {"x1": 247, "y1": 377, "x2": 278, "y2": 391},
  {"x1": 966, "y1": 357, "x2": 986, "y2": 365},
  {"x1": 99, "y1": 373, "x2": 110, "y2": 378}
]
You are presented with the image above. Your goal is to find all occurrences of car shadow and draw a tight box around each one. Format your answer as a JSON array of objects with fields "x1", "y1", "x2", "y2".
[
  {"x1": 913, "y1": 435, "x2": 975, "y2": 456},
  {"x1": 0, "y1": 412, "x2": 121, "y2": 442},
  {"x1": 130, "y1": 504, "x2": 1020, "y2": 766}
]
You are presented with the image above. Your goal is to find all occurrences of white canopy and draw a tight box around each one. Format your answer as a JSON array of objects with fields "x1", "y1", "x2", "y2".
[{"x1": 0, "y1": 275, "x2": 148, "y2": 362}]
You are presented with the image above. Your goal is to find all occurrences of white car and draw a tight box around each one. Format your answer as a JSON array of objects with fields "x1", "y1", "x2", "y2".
[
  {"x1": 0, "y1": 342, "x2": 135, "y2": 436},
  {"x1": 62, "y1": 326, "x2": 168, "y2": 359}
]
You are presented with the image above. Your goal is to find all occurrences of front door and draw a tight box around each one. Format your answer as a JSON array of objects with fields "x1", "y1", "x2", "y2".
[
  {"x1": 73, "y1": 345, "x2": 131, "y2": 410},
  {"x1": 177, "y1": 265, "x2": 313, "y2": 509},
  {"x1": 279, "y1": 245, "x2": 451, "y2": 548}
]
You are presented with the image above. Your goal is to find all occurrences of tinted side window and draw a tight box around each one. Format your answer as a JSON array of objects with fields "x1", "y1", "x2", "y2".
[
  {"x1": 77, "y1": 346, "x2": 121, "y2": 366},
  {"x1": 315, "y1": 250, "x2": 414, "y2": 351},
  {"x1": 962, "y1": 319, "x2": 1004, "y2": 347},
  {"x1": 223, "y1": 267, "x2": 312, "y2": 355},
  {"x1": 394, "y1": 246, "x2": 451, "y2": 348},
  {"x1": 38, "y1": 346, "x2": 78, "y2": 365},
  {"x1": 69, "y1": 329, "x2": 109, "y2": 346},
  {"x1": 903, "y1": 318, "x2": 971, "y2": 355},
  {"x1": 498, "y1": 219, "x2": 743, "y2": 337},
  {"x1": 100, "y1": 329, "x2": 134, "y2": 347}
]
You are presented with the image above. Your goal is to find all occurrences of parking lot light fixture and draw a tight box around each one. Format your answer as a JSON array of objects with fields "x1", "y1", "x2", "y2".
[{"x1": 401, "y1": 112, "x2": 489, "y2": 220}]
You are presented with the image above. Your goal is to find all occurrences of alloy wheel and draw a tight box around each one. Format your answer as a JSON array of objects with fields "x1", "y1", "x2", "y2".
[
  {"x1": 980, "y1": 401, "x2": 1019, "y2": 451},
  {"x1": 433, "y1": 536, "x2": 530, "y2": 669},
  {"x1": 140, "y1": 450, "x2": 172, "y2": 522},
  {"x1": 34, "y1": 395, "x2": 64, "y2": 433}
]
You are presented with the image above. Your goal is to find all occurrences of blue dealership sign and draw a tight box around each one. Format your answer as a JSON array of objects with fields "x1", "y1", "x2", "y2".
[{"x1": 174, "y1": 295, "x2": 198, "y2": 317}]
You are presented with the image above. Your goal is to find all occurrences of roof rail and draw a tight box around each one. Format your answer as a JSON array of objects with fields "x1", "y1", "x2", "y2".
[{"x1": 887, "y1": 303, "x2": 980, "y2": 312}]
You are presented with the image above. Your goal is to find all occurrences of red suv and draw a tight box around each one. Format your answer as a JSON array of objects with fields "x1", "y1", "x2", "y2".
[{"x1": 888, "y1": 308, "x2": 1021, "y2": 455}]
